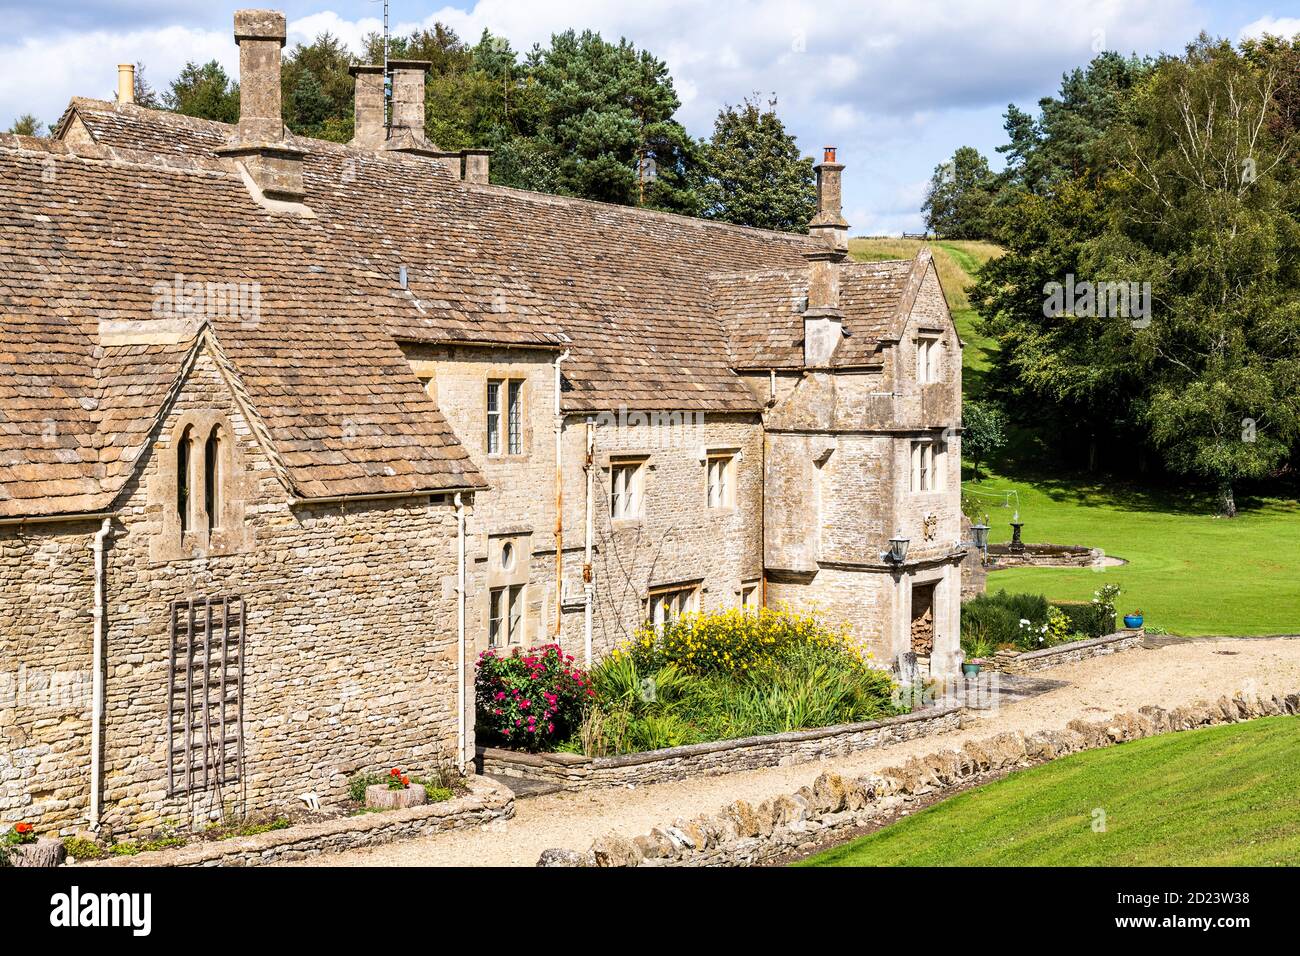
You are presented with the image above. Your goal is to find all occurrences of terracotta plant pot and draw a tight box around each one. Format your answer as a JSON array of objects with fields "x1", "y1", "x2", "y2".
[{"x1": 364, "y1": 783, "x2": 428, "y2": 811}]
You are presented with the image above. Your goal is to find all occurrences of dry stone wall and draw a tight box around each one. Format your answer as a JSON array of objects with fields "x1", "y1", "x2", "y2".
[
  {"x1": 992, "y1": 630, "x2": 1145, "y2": 675},
  {"x1": 478, "y1": 705, "x2": 962, "y2": 790},
  {"x1": 538, "y1": 692, "x2": 1300, "y2": 867},
  {"x1": 81, "y1": 774, "x2": 512, "y2": 867}
]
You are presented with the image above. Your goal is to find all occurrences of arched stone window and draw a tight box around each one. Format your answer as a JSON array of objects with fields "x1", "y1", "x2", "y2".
[
  {"x1": 177, "y1": 425, "x2": 194, "y2": 533},
  {"x1": 204, "y1": 426, "x2": 223, "y2": 534},
  {"x1": 157, "y1": 413, "x2": 249, "y2": 559}
]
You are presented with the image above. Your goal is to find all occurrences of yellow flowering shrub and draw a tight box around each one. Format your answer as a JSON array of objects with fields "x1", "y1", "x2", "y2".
[{"x1": 621, "y1": 606, "x2": 870, "y2": 678}]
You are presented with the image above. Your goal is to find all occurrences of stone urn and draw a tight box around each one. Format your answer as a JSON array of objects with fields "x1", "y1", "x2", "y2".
[
  {"x1": 6, "y1": 836, "x2": 67, "y2": 868},
  {"x1": 365, "y1": 783, "x2": 428, "y2": 811}
]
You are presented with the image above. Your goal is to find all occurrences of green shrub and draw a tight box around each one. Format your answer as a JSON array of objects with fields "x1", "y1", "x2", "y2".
[
  {"x1": 1052, "y1": 600, "x2": 1115, "y2": 638},
  {"x1": 62, "y1": 837, "x2": 107, "y2": 861},
  {"x1": 574, "y1": 612, "x2": 902, "y2": 757},
  {"x1": 475, "y1": 643, "x2": 592, "y2": 751},
  {"x1": 961, "y1": 590, "x2": 1050, "y2": 648},
  {"x1": 347, "y1": 771, "x2": 383, "y2": 803}
]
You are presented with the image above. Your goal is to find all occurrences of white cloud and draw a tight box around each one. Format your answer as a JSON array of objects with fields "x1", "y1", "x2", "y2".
[{"x1": 1239, "y1": 16, "x2": 1300, "y2": 41}]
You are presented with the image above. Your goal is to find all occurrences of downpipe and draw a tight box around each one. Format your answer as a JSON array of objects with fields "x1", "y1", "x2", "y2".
[{"x1": 89, "y1": 517, "x2": 112, "y2": 831}]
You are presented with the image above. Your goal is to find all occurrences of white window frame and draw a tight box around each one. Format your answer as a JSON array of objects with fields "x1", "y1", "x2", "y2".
[
  {"x1": 917, "y1": 333, "x2": 941, "y2": 384},
  {"x1": 488, "y1": 583, "x2": 525, "y2": 648},
  {"x1": 487, "y1": 378, "x2": 525, "y2": 456},
  {"x1": 910, "y1": 440, "x2": 939, "y2": 493},
  {"x1": 610, "y1": 458, "x2": 646, "y2": 521},
  {"x1": 706, "y1": 452, "x2": 736, "y2": 509},
  {"x1": 647, "y1": 583, "x2": 699, "y2": 630}
]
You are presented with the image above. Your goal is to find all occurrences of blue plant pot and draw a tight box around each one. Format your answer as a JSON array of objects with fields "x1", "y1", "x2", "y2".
[
  {"x1": 962, "y1": 662, "x2": 981, "y2": 676},
  {"x1": 1124, "y1": 615, "x2": 1144, "y2": 629}
]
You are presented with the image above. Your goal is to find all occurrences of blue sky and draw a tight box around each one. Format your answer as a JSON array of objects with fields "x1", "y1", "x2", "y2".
[{"x1": 3, "y1": 1, "x2": 1296, "y2": 233}]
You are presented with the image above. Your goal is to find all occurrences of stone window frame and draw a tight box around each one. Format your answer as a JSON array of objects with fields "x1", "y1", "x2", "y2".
[
  {"x1": 705, "y1": 448, "x2": 739, "y2": 510},
  {"x1": 486, "y1": 376, "x2": 527, "y2": 458},
  {"x1": 609, "y1": 456, "x2": 648, "y2": 523},
  {"x1": 645, "y1": 580, "x2": 700, "y2": 630},
  {"x1": 740, "y1": 579, "x2": 761, "y2": 611},
  {"x1": 488, "y1": 583, "x2": 526, "y2": 648},
  {"x1": 154, "y1": 410, "x2": 250, "y2": 560},
  {"x1": 915, "y1": 330, "x2": 943, "y2": 385},
  {"x1": 909, "y1": 438, "x2": 944, "y2": 493}
]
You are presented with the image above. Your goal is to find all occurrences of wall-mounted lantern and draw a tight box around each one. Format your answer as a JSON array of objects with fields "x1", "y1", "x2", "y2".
[{"x1": 881, "y1": 534, "x2": 910, "y2": 566}]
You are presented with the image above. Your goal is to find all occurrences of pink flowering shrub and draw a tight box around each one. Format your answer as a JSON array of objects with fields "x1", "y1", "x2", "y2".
[{"x1": 475, "y1": 643, "x2": 593, "y2": 751}]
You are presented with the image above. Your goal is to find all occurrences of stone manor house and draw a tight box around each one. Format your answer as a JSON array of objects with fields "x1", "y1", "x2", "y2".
[{"x1": 0, "y1": 10, "x2": 963, "y2": 836}]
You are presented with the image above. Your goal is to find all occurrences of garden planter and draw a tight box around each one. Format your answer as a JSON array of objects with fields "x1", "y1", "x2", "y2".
[
  {"x1": 364, "y1": 784, "x2": 428, "y2": 811},
  {"x1": 961, "y1": 662, "x2": 982, "y2": 676},
  {"x1": 1124, "y1": 615, "x2": 1144, "y2": 629},
  {"x1": 6, "y1": 837, "x2": 66, "y2": 868}
]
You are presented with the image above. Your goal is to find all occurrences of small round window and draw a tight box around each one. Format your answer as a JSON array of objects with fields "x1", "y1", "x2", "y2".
[{"x1": 501, "y1": 541, "x2": 515, "y2": 571}]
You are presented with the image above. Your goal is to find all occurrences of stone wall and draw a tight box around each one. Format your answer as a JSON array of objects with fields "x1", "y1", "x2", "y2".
[
  {"x1": 538, "y1": 691, "x2": 1300, "y2": 867},
  {"x1": 992, "y1": 630, "x2": 1144, "y2": 675},
  {"x1": 478, "y1": 705, "x2": 962, "y2": 790},
  {"x1": 1, "y1": 345, "x2": 468, "y2": 838},
  {"x1": 403, "y1": 342, "x2": 766, "y2": 664},
  {"x1": 81, "y1": 774, "x2": 512, "y2": 867},
  {"x1": 988, "y1": 543, "x2": 1105, "y2": 570}
]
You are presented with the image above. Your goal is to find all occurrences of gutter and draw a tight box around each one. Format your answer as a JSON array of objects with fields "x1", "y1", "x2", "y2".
[
  {"x1": 553, "y1": 349, "x2": 570, "y2": 638},
  {"x1": 287, "y1": 486, "x2": 483, "y2": 508},
  {"x1": 89, "y1": 517, "x2": 113, "y2": 831},
  {"x1": 0, "y1": 510, "x2": 118, "y2": 528}
]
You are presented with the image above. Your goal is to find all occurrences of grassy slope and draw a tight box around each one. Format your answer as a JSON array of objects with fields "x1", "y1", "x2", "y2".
[
  {"x1": 850, "y1": 238, "x2": 1300, "y2": 636},
  {"x1": 800, "y1": 717, "x2": 1300, "y2": 866}
]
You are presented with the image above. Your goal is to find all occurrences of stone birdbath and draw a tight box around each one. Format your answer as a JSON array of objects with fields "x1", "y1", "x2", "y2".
[{"x1": 365, "y1": 769, "x2": 428, "y2": 811}]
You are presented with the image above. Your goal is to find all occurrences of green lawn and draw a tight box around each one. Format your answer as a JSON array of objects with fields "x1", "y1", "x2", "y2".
[
  {"x1": 968, "y1": 469, "x2": 1300, "y2": 636},
  {"x1": 800, "y1": 717, "x2": 1300, "y2": 866}
]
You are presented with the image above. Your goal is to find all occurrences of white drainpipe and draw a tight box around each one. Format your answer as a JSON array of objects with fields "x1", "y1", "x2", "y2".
[
  {"x1": 454, "y1": 492, "x2": 467, "y2": 773},
  {"x1": 89, "y1": 517, "x2": 112, "y2": 830},
  {"x1": 583, "y1": 418, "x2": 595, "y2": 666}
]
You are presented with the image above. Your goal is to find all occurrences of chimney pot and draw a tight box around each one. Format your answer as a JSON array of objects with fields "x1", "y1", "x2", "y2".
[
  {"x1": 117, "y1": 64, "x2": 135, "y2": 106},
  {"x1": 824, "y1": 146, "x2": 836, "y2": 163}
]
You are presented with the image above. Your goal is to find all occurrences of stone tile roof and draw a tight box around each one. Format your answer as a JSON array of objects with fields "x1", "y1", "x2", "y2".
[
  {"x1": 715, "y1": 259, "x2": 917, "y2": 369},
  {"x1": 1, "y1": 99, "x2": 933, "y2": 517}
]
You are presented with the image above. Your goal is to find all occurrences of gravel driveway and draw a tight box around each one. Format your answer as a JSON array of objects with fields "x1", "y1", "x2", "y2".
[{"x1": 286, "y1": 636, "x2": 1300, "y2": 867}]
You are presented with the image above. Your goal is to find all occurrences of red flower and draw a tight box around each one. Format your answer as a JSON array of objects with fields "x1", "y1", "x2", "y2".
[
  {"x1": 14, "y1": 822, "x2": 33, "y2": 834},
  {"x1": 390, "y1": 768, "x2": 401, "y2": 777},
  {"x1": 401, "y1": 776, "x2": 410, "y2": 787}
]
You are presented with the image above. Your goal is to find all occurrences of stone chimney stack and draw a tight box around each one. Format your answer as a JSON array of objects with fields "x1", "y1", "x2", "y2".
[
  {"x1": 462, "y1": 149, "x2": 491, "y2": 184},
  {"x1": 803, "y1": 248, "x2": 844, "y2": 367},
  {"x1": 233, "y1": 9, "x2": 287, "y2": 142},
  {"x1": 809, "y1": 146, "x2": 848, "y2": 252},
  {"x1": 117, "y1": 64, "x2": 135, "y2": 106},
  {"x1": 219, "y1": 10, "x2": 306, "y2": 205},
  {"x1": 388, "y1": 61, "x2": 431, "y2": 140},
  {"x1": 348, "y1": 64, "x2": 386, "y2": 148}
]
